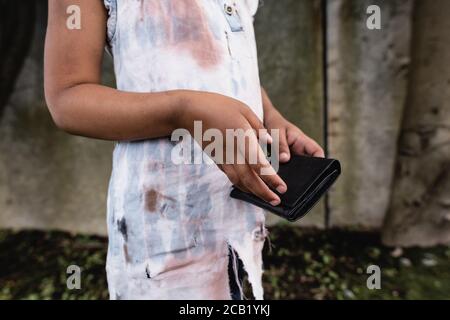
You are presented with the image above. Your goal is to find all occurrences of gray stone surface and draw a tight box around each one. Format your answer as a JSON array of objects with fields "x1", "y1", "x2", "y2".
[
  {"x1": 382, "y1": 0, "x2": 450, "y2": 246},
  {"x1": 255, "y1": 0, "x2": 325, "y2": 227},
  {"x1": 0, "y1": 5, "x2": 114, "y2": 235},
  {"x1": 5, "y1": 0, "x2": 447, "y2": 248},
  {"x1": 0, "y1": 1, "x2": 326, "y2": 234},
  {"x1": 327, "y1": 0, "x2": 413, "y2": 228}
]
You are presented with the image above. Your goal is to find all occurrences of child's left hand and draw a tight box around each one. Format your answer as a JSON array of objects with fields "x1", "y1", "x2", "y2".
[{"x1": 264, "y1": 110, "x2": 325, "y2": 163}]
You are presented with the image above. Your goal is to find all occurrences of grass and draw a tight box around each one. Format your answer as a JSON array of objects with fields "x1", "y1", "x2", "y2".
[{"x1": 0, "y1": 226, "x2": 449, "y2": 300}]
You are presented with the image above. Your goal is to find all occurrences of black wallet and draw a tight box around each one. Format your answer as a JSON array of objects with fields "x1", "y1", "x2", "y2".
[{"x1": 230, "y1": 155, "x2": 341, "y2": 222}]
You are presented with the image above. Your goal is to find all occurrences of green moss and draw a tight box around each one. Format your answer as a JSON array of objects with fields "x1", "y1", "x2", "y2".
[
  {"x1": 0, "y1": 230, "x2": 108, "y2": 300},
  {"x1": 0, "y1": 227, "x2": 448, "y2": 300},
  {"x1": 263, "y1": 226, "x2": 450, "y2": 300}
]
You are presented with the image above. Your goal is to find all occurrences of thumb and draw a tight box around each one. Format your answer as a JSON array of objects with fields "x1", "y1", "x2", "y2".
[{"x1": 278, "y1": 127, "x2": 290, "y2": 163}]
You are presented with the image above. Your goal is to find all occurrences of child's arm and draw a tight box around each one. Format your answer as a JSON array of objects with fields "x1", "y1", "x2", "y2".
[
  {"x1": 44, "y1": 0, "x2": 185, "y2": 141},
  {"x1": 44, "y1": 0, "x2": 286, "y2": 205},
  {"x1": 261, "y1": 87, "x2": 325, "y2": 161}
]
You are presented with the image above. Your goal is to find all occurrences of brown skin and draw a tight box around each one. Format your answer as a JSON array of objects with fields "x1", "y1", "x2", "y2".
[
  {"x1": 44, "y1": 0, "x2": 323, "y2": 206},
  {"x1": 262, "y1": 88, "x2": 325, "y2": 161}
]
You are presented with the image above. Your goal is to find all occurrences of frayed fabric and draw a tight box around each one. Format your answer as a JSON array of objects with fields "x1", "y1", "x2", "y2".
[
  {"x1": 106, "y1": 141, "x2": 267, "y2": 300},
  {"x1": 227, "y1": 226, "x2": 267, "y2": 300}
]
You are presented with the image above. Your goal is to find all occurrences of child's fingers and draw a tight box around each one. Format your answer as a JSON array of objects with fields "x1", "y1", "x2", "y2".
[{"x1": 233, "y1": 164, "x2": 281, "y2": 205}]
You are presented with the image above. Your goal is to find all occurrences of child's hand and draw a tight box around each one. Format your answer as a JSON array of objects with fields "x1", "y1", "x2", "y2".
[
  {"x1": 264, "y1": 110, "x2": 325, "y2": 163},
  {"x1": 178, "y1": 91, "x2": 287, "y2": 206}
]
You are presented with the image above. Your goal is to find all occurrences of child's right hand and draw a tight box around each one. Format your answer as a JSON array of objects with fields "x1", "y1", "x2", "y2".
[{"x1": 177, "y1": 91, "x2": 287, "y2": 206}]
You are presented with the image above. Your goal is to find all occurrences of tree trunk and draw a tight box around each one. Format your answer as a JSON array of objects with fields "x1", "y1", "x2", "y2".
[{"x1": 382, "y1": 0, "x2": 450, "y2": 247}]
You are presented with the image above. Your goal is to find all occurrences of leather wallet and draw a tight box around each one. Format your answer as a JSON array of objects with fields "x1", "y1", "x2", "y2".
[{"x1": 230, "y1": 155, "x2": 341, "y2": 222}]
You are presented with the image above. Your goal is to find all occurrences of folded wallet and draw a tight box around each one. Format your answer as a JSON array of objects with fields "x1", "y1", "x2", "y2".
[{"x1": 230, "y1": 155, "x2": 341, "y2": 222}]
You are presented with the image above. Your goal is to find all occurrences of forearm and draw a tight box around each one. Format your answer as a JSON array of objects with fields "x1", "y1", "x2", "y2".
[
  {"x1": 46, "y1": 84, "x2": 186, "y2": 141},
  {"x1": 45, "y1": 0, "x2": 189, "y2": 141}
]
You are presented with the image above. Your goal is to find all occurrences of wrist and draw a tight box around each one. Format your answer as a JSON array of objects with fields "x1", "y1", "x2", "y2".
[
  {"x1": 264, "y1": 107, "x2": 283, "y2": 124},
  {"x1": 170, "y1": 90, "x2": 194, "y2": 130}
]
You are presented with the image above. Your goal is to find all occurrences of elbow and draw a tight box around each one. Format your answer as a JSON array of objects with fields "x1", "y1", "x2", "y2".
[
  {"x1": 50, "y1": 109, "x2": 72, "y2": 133},
  {"x1": 45, "y1": 90, "x2": 75, "y2": 134}
]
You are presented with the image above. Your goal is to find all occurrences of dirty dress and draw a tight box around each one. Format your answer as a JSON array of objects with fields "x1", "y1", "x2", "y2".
[{"x1": 104, "y1": 0, "x2": 267, "y2": 300}]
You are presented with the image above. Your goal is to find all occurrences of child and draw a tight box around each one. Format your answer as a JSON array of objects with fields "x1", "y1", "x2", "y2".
[{"x1": 44, "y1": 0, "x2": 324, "y2": 300}]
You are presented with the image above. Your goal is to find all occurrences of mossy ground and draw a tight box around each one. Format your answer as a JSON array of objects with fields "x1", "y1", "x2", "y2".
[{"x1": 0, "y1": 226, "x2": 449, "y2": 300}]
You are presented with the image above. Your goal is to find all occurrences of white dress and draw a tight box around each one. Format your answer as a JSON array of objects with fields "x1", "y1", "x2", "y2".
[{"x1": 104, "y1": 0, "x2": 266, "y2": 300}]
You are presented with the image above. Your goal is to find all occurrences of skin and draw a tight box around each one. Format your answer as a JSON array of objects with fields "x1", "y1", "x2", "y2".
[{"x1": 44, "y1": 0, "x2": 324, "y2": 206}]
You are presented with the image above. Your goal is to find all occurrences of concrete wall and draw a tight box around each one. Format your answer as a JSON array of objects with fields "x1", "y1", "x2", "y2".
[
  {"x1": 255, "y1": 0, "x2": 325, "y2": 227},
  {"x1": 2, "y1": 0, "x2": 448, "y2": 247},
  {"x1": 0, "y1": 0, "x2": 329, "y2": 235},
  {"x1": 327, "y1": 0, "x2": 413, "y2": 228},
  {"x1": 382, "y1": 0, "x2": 450, "y2": 246},
  {"x1": 0, "y1": 4, "x2": 114, "y2": 235}
]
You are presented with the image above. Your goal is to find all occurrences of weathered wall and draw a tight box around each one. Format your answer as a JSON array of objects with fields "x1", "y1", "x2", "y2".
[
  {"x1": 382, "y1": 0, "x2": 450, "y2": 246},
  {"x1": 255, "y1": 0, "x2": 325, "y2": 227},
  {"x1": 1, "y1": 1, "x2": 449, "y2": 247},
  {"x1": 0, "y1": 3, "x2": 114, "y2": 235},
  {"x1": 0, "y1": 0, "x2": 326, "y2": 234},
  {"x1": 327, "y1": 0, "x2": 413, "y2": 228}
]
